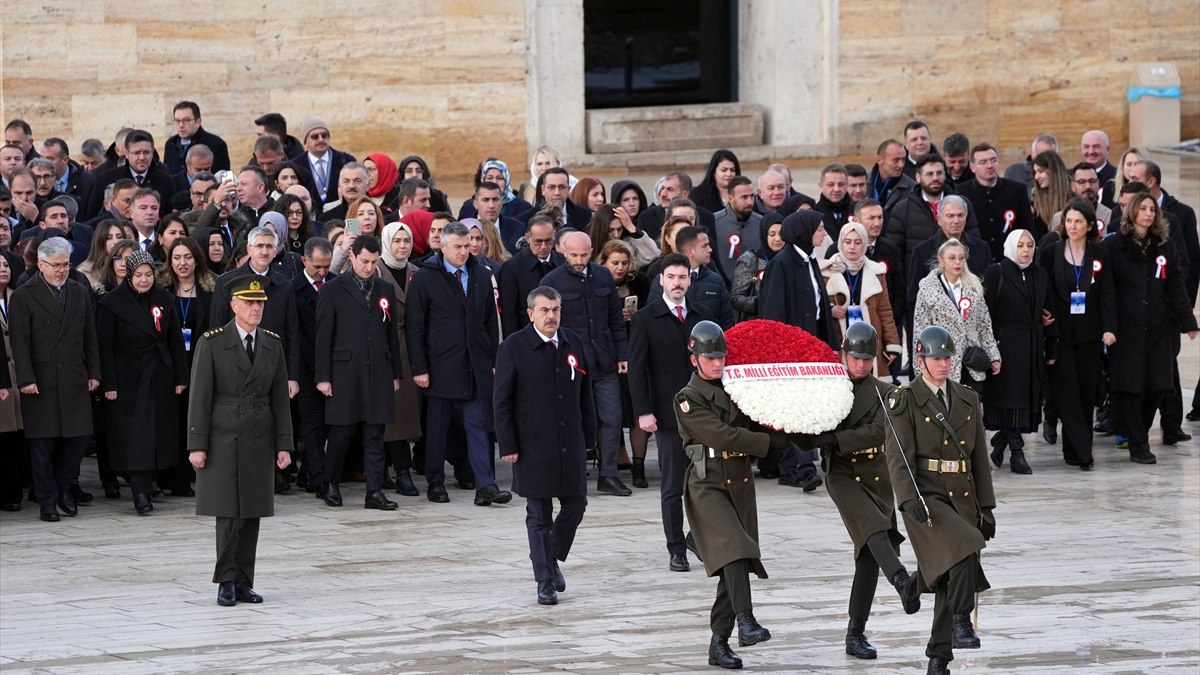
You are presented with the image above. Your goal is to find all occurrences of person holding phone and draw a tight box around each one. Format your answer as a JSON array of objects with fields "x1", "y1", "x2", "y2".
[{"x1": 602, "y1": 239, "x2": 651, "y2": 487}]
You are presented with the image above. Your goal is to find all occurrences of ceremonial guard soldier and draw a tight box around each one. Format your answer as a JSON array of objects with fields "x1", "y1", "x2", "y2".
[
  {"x1": 675, "y1": 320, "x2": 788, "y2": 670},
  {"x1": 883, "y1": 325, "x2": 996, "y2": 675},
  {"x1": 808, "y1": 322, "x2": 920, "y2": 661},
  {"x1": 187, "y1": 275, "x2": 293, "y2": 606}
]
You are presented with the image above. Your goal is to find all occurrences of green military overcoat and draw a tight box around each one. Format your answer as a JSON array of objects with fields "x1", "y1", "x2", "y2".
[
  {"x1": 676, "y1": 373, "x2": 771, "y2": 578},
  {"x1": 187, "y1": 321, "x2": 293, "y2": 519},
  {"x1": 884, "y1": 378, "x2": 995, "y2": 588}
]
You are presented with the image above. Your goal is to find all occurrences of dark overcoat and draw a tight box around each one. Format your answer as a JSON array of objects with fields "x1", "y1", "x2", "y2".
[
  {"x1": 376, "y1": 266, "x2": 422, "y2": 441},
  {"x1": 1038, "y1": 240, "x2": 1117, "y2": 345},
  {"x1": 884, "y1": 379, "x2": 995, "y2": 588},
  {"x1": 494, "y1": 325, "x2": 596, "y2": 499},
  {"x1": 498, "y1": 246, "x2": 564, "y2": 336},
  {"x1": 314, "y1": 273, "x2": 404, "y2": 426},
  {"x1": 9, "y1": 275, "x2": 100, "y2": 438},
  {"x1": 291, "y1": 271, "x2": 331, "y2": 389},
  {"x1": 188, "y1": 322, "x2": 293, "y2": 519},
  {"x1": 676, "y1": 373, "x2": 771, "y2": 578},
  {"x1": 627, "y1": 297, "x2": 710, "y2": 429},
  {"x1": 982, "y1": 258, "x2": 1050, "y2": 424},
  {"x1": 541, "y1": 262, "x2": 628, "y2": 374},
  {"x1": 824, "y1": 375, "x2": 903, "y2": 557},
  {"x1": 1102, "y1": 232, "x2": 1198, "y2": 394},
  {"x1": 97, "y1": 282, "x2": 188, "y2": 471},
  {"x1": 759, "y1": 244, "x2": 838, "y2": 349}
]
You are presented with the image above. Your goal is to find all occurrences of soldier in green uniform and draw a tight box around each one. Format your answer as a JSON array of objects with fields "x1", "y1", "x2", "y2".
[
  {"x1": 884, "y1": 326, "x2": 997, "y2": 675},
  {"x1": 805, "y1": 322, "x2": 921, "y2": 660},
  {"x1": 676, "y1": 320, "x2": 789, "y2": 670},
  {"x1": 187, "y1": 275, "x2": 294, "y2": 607}
]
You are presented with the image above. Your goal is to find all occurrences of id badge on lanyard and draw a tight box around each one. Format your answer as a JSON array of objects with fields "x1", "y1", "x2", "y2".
[
  {"x1": 846, "y1": 305, "x2": 863, "y2": 324},
  {"x1": 1069, "y1": 292, "x2": 1086, "y2": 315},
  {"x1": 182, "y1": 327, "x2": 193, "y2": 352}
]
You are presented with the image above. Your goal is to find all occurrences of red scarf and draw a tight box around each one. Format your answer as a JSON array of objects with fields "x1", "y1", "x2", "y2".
[{"x1": 367, "y1": 153, "x2": 399, "y2": 198}]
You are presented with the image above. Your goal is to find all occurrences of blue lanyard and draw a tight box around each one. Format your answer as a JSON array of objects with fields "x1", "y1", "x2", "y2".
[
  {"x1": 844, "y1": 271, "x2": 860, "y2": 303},
  {"x1": 1066, "y1": 243, "x2": 1084, "y2": 291},
  {"x1": 871, "y1": 173, "x2": 887, "y2": 201},
  {"x1": 177, "y1": 294, "x2": 192, "y2": 324}
]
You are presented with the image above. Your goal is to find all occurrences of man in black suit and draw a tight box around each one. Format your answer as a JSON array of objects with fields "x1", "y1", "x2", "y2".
[
  {"x1": 884, "y1": 154, "x2": 979, "y2": 270},
  {"x1": 300, "y1": 116, "x2": 356, "y2": 208},
  {"x1": 629, "y1": 252, "x2": 711, "y2": 572},
  {"x1": 543, "y1": 231, "x2": 633, "y2": 497},
  {"x1": 314, "y1": 235, "x2": 402, "y2": 511},
  {"x1": 498, "y1": 215, "x2": 562, "y2": 336},
  {"x1": 164, "y1": 101, "x2": 230, "y2": 176},
  {"x1": 39, "y1": 138, "x2": 95, "y2": 218},
  {"x1": 495, "y1": 285, "x2": 595, "y2": 605},
  {"x1": 89, "y1": 129, "x2": 174, "y2": 218},
  {"x1": 648, "y1": 226, "x2": 734, "y2": 329},
  {"x1": 407, "y1": 221, "x2": 510, "y2": 506},
  {"x1": 18, "y1": 198, "x2": 92, "y2": 266},
  {"x1": 520, "y1": 168, "x2": 592, "y2": 231},
  {"x1": 292, "y1": 237, "x2": 335, "y2": 493},
  {"x1": 473, "y1": 181, "x2": 525, "y2": 254},
  {"x1": 955, "y1": 144, "x2": 1034, "y2": 261},
  {"x1": 320, "y1": 163, "x2": 368, "y2": 223}
]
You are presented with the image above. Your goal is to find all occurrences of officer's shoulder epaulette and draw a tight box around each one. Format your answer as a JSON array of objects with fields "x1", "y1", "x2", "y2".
[
  {"x1": 886, "y1": 386, "x2": 910, "y2": 417},
  {"x1": 261, "y1": 328, "x2": 281, "y2": 341},
  {"x1": 201, "y1": 327, "x2": 224, "y2": 339}
]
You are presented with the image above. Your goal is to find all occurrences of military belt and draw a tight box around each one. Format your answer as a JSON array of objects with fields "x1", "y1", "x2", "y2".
[
  {"x1": 215, "y1": 395, "x2": 271, "y2": 407},
  {"x1": 708, "y1": 449, "x2": 748, "y2": 460},
  {"x1": 923, "y1": 459, "x2": 969, "y2": 473}
]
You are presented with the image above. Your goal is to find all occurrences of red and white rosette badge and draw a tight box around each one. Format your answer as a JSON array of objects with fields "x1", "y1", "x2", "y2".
[
  {"x1": 728, "y1": 233, "x2": 741, "y2": 259},
  {"x1": 1002, "y1": 210, "x2": 1015, "y2": 234},
  {"x1": 1155, "y1": 255, "x2": 1167, "y2": 280},
  {"x1": 151, "y1": 305, "x2": 163, "y2": 332},
  {"x1": 378, "y1": 297, "x2": 391, "y2": 322},
  {"x1": 566, "y1": 352, "x2": 586, "y2": 381},
  {"x1": 721, "y1": 319, "x2": 854, "y2": 433},
  {"x1": 1091, "y1": 259, "x2": 1103, "y2": 283},
  {"x1": 958, "y1": 296, "x2": 972, "y2": 321}
]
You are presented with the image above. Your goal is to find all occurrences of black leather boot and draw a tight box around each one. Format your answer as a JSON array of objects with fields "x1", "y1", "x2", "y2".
[
  {"x1": 395, "y1": 470, "x2": 420, "y2": 496},
  {"x1": 891, "y1": 568, "x2": 922, "y2": 614},
  {"x1": 927, "y1": 655, "x2": 950, "y2": 675},
  {"x1": 989, "y1": 432, "x2": 1006, "y2": 468},
  {"x1": 631, "y1": 458, "x2": 648, "y2": 488},
  {"x1": 1009, "y1": 449, "x2": 1032, "y2": 474},
  {"x1": 707, "y1": 634, "x2": 742, "y2": 669},
  {"x1": 844, "y1": 618, "x2": 876, "y2": 659},
  {"x1": 133, "y1": 493, "x2": 153, "y2": 515},
  {"x1": 951, "y1": 613, "x2": 980, "y2": 649},
  {"x1": 735, "y1": 610, "x2": 770, "y2": 646}
]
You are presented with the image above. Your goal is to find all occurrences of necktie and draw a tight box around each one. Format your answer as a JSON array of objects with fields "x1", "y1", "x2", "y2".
[
  {"x1": 867, "y1": 244, "x2": 875, "y2": 258},
  {"x1": 314, "y1": 279, "x2": 324, "y2": 291},
  {"x1": 54, "y1": 285, "x2": 66, "y2": 305},
  {"x1": 135, "y1": 175, "x2": 145, "y2": 186},
  {"x1": 690, "y1": 270, "x2": 698, "y2": 282},
  {"x1": 245, "y1": 334, "x2": 255, "y2": 363},
  {"x1": 929, "y1": 200, "x2": 939, "y2": 220},
  {"x1": 937, "y1": 389, "x2": 947, "y2": 411},
  {"x1": 142, "y1": 237, "x2": 152, "y2": 251},
  {"x1": 455, "y1": 269, "x2": 465, "y2": 295},
  {"x1": 675, "y1": 305, "x2": 685, "y2": 323},
  {"x1": 315, "y1": 158, "x2": 327, "y2": 190}
]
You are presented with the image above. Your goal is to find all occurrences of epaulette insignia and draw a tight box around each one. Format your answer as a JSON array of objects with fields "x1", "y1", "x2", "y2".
[
  {"x1": 887, "y1": 387, "x2": 910, "y2": 417},
  {"x1": 261, "y1": 329, "x2": 280, "y2": 340},
  {"x1": 202, "y1": 327, "x2": 224, "y2": 338}
]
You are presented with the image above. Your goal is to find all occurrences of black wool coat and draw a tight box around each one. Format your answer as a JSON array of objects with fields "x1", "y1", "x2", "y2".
[
  {"x1": 498, "y1": 246, "x2": 564, "y2": 337},
  {"x1": 956, "y1": 177, "x2": 1035, "y2": 261},
  {"x1": 758, "y1": 245, "x2": 837, "y2": 349},
  {"x1": 627, "y1": 297, "x2": 711, "y2": 429},
  {"x1": 1038, "y1": 241, "x2": 1117, "y2": 345},
  {"x1": 982, "y1": 259, "x2": 1050, "y2": 423},
  {"x1": 292, "y1": 272, "x2": 335, "y2": 388}
]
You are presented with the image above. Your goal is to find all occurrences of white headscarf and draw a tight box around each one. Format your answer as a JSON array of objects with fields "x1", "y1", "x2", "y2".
[
  {"x1": 1002, "y1": 229, "x2": 1036, "y2": 270},
  {"x1": 835, "y1": 221, "x2": 870, "y2": 272},
  {"x1": 379, "y1": 221, "x2": 414, "y2": 270}
]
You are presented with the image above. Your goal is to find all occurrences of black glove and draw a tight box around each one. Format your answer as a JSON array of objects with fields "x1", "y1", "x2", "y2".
[
  {"x1": 901, "y1": 499, "x2": 929, "y2": 524},
  {"x1": 812, "y1": 432, "x2": 837, "y2": 451},
  {"x1": 979, "y1": 508, "x2": 996, "y2": 541},
  {"x1": 768, "y1": 431, "x2": 790, "y2": 450},
  {"x1": 788, "y1": 433, "x2": 813, "y2": 451}
]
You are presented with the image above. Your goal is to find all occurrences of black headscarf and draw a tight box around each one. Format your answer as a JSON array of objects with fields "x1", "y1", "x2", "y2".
[
  {"x1": 193, "y1": 226, "x2": 227, "y2": 274},
  {"x1": 758, "y1": 211, "x2": 785, "y2": 261},
  {"x1": 780, "y1": 210, "x2": 824, "y2": 255},
  {"x1": 609, "y1": 179, "x2": 648, "y2": 216}
]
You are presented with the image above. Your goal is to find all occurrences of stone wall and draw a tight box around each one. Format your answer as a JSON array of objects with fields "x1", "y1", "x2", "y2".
[
  {"x1": 837, "y1": 0, "x2": 1200, "y2": 155},
  {"x1": 0, "y1": 0, "x2": 530, "y2": 183}
]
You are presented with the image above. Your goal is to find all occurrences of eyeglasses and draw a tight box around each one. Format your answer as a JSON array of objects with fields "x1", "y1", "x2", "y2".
[
  {"x1": 1073, "y1": 178, "x2": 1100, "y2": 185},
  {"x1": 284, "y1": 209, "x2": 305, "y2": 217},
  {"x1": 308, "y1": 132, "x2": 330, "y2": 140},
  {"x1": 173, "y1": 117, "x2": 195, "y2": 125},
  {"x1": 33, "y1": 174, "x2": 55, "y2": 182},
  {"x1": 529, "y1": 237, "x2": 554, "y2": 245},
  {"x1": 41, "y1": 261, "x2": 70, "y2": 271}
]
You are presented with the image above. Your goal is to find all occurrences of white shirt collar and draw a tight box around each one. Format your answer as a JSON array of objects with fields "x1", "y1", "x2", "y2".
[
  {"x1": 662, "y1": 293, "x2": 687, "y2": 315},
  {"x1": 535, "y1": 329, "x2": 558, "y2": 346},
  {"x1": 235, "y1": 323, "x2": 258, "y2": 343}
]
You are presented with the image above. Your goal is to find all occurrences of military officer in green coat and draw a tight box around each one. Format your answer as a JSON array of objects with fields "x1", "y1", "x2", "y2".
[
  {"x1": 884, "y1": 325, "x2": 996, "y2": 675},
  {"x1": 676, "y1": 320, "x2": 789, "y2": 670},
  {"x1": 187, "y1": 275, "x2": 293, "y2": 607}
]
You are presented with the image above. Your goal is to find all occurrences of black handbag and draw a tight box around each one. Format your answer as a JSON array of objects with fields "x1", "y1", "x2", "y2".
[{"x1": 963, "y1": 345, "x2": 991, "y2": 372}]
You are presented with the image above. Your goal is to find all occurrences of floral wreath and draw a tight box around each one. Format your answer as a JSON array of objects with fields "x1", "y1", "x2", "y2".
[{"x1": 722, "y1": 319, "x2": 854, "y2": 433}]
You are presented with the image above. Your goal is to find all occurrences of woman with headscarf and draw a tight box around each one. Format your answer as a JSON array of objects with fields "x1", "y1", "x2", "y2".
[
  {"x1": 458, "y1": 158, "x2": 533, "y2": 220},
  {"x1": 1102, "y1": 192, "x2": 1199, "y2": 464},
  {"x1": 610, "y1": 179, "x2": 648, "y2": 221},
  {"x1": 981, "y1": 229, "x2": 1051, "y2": 474},
  {"x1": 758, "y1": 210, "x2": 838, "y2": 349},
  {"x1": 911, "y1": 238, "x2": 1001, "y2": 390},
  {"x1": 97, "y1": 250, "x2": 189, "y2": 514},
  {"x1": 398, "y1": 155, "x2": 451, "y2": 213},
  {"x1": 689, "y1": 149, "x2": 742, "y2": 213},
  {"x1": 193, "y1": 226, "x2": 229, "y2": 275},
  {"x1": 731, "y1": 211, "x2": 785, "y2": 322},
  {"x1": 364, "y1": 153, "x2": 401, "y2": 217},
  {"x1": 461, "y1": 218, "x2": 503, "y2": 276},
  {"x1": 1041, "y1": 200, "x2": 1117, "y2": 471},
  {"x1": 377, "y1": 220, "x2": 424, "y2": 497},
  {"x1": 820, "y1": 221, "x2": 903, "y2": 375}
]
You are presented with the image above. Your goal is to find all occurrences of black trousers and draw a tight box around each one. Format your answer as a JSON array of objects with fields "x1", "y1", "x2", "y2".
[
  {"x1": 29, "y1": 436, "x2": 88, "y2": 508},
  {"x1": 525, "y1": 495, "x2": 587, "y2": 582},
  {"x1": 711, "y1": 559, "x2": 752, "y2": 637},
  {"x1": 296, "y1": 387, "x2": 328, "y2": 488},
  {"x1": 848, "y1": 532, "x2": 906, "y2": 621},
  {"x1": 926, "y1": 556, "x2": 978, "y2": 660},
  {"x1": 326, "y1": 423, "x2": 385, "y2": 491},
  {"x1": 1049, "y1": 341, "x2": 1101, "y2": 464},
  {"x1": 1114, "y1": 391, "x2": 1163, "y2": 455},
  {"x1": 1158, "y1": 331, "x2": 1184, "y2": 432},
  {"x1": 213, "y1": 516, "x2": 260, "y2": 585},
  {"x1": 655, "y1": 428, "x2": 687, "y2": 556},
  {"x1": 0, "y1": 431, "x2": 28, "y2": 504},
  {"x1": 127, "y1": 470, "x2": 156, "y2": 496}
]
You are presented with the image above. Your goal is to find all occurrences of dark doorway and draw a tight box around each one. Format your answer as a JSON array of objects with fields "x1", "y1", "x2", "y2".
[{"x1": 583, "y1": 0, "x2": 736, "y2": 109}]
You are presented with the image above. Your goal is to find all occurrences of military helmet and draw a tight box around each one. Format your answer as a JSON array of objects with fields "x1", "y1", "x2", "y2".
[
  {"x1": 914, "y1": 325, "x2": 956, "y2": 358},
  {"x1": 842, "y1": 322, "x2": 878, "y2": 360},
  {"x1": 688, "y1": 320, "x2": 727, "y2": 357}
]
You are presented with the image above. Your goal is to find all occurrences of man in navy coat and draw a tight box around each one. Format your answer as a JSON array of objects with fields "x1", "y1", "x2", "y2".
[{"x1": 495, "y1": 286, "x2": 595, "y2": 605}]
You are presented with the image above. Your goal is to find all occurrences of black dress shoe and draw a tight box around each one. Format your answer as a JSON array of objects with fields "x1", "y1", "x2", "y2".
[
  {"x1": 321, "y1": 483, "x2": 343, "y2": 507},
  {"x1": 537, "y1": 579, "x2": 558, "y2": 605},
  {"x1": 0, "y1": 502, "x2": 20, "y2": 512},
  {"x1": 395, "y1": 470, "x2": 420, "y2": 496},
  {"x1": 1163, "y1": 430, "x2": 1192, "y2": 445},
  {"x1": 951, "y1": 613, "x2": 980, "y2": 649},
  {"x1": 234, "y1": 583, "x2": 263, "y2": 603},
  {"x1": 708, "y1": 634, "x2": 742, "y2": 669},
  {"x1": 548, "y1": 560, "x2": 566, "y2": 592},
  {"x1": 891, "y1": 569, "x2": 922, "y2": 614},
  {"x1": 1041, "y1": 421, "x2": 1057, "y2": 444},
  {"x1": 40, "y1": 508, "x2": 60, "y2": 523},
  {"x1": 427, "y1": 482, "x2": 450, "y2": 503},
  {"x1": 777, "y1": 471, "x2": 804, "y2": 487},
  {"x1": 69, "y1": 482, "x2": 94, "y2": 504},
  {"x1": 669, "y1": 553, "x2": 690, "y2": 572},
  {"x1": 103, "y1": 481, "x2": 121, "y2": 499},
  {"x1": 844, "y1": 618, "x2": 876, "y2": 659},
  {"x1": 57, "y1": 492, "x2": 78, "y2": 517},
  {"x1": 274, "y1": 475, "x2": 292, "y2": 494},
  {"x1": 1009, "y1": 450, "x2": 1032, "y2": 475},
  {"x1": 597, "y1": 475, "x2": 632, "y2": 496},
  {"x1": 305, "y1": 480, "x2": 321, "y2": 494},
  {"x1": 735, "y1": 610, "x2": 771, "y2": 646},
  {"x1": 927, "y1": 656, "x2": 950, "y2": 675},
  {"x1": 800, "y1": 473, "x2": 823, "y2": 492},
  {"x1": 133, "y1": 493, "x2": 154, "y2": 515},
  {"x1": 685, "y1": 531, "x2": 704, "y2": 562},
  {"x1": 1186, "y1": 409, "x2": 1200, "y2": 422},
  {"x1": 1130, "y1": 451, "x2": 1158, "y2": 465},
  {"x1": 217, "y1": 581, "x2": 237, "y2": 606},
  {"x1": 1079, "y1": 461, "x2": 1094, "y2": 471},
  {"x1": 474, "y1": 484, "x2": 513, "y2": 506},
  {"x1": 364, "y1": 490, "x2": 399, "y2": 511},
  {"x1": 1064, "y1": 456, "x2": 1080, "y2": 466}
]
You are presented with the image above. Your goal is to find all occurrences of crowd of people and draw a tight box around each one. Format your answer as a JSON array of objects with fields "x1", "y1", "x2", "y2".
[{"x1": 0, "y1": 108, "x2": 1196, "y2": 533}]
